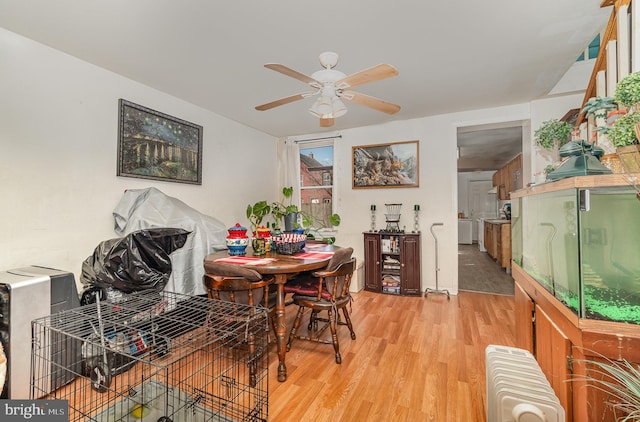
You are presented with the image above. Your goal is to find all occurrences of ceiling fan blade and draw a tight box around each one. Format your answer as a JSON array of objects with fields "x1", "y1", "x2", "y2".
[
  {"x1": 342, "y1": 91, "x2": 400, "y2": 114},
  {"x1": 336, "y1": 64, "x2": 398, "y2": 89},
  {"x1": 255, "y1": 93, "x2": 308, "y2": 111},
  {"x1": 264, "y1": 63, "x2": 319, "y2": 85},
  {"x1": 320, "y1": 117, "x2": 335, "y2": 127}
]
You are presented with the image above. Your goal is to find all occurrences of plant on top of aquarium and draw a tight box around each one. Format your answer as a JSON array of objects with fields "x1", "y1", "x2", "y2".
[
  {"x1": 581, "y1": 96, "x2": 618, "y2": 119},
  {"x1": 534, "y1": 119, "x2": 573, "y2": 150},
  {"x1": 615, "y1": 72, "x2": 640, "y2": 108},
  {"x1": 608, "y1": 111, "x2": 640, "y2": 147}
]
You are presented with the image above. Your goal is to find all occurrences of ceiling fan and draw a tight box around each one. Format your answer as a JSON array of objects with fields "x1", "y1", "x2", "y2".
[{"x1": 255, "y1": 52, "x2": 400, "y2": 127}]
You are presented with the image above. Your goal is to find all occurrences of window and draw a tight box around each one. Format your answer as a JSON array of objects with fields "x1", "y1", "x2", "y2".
[
  {"x1": 577, "y1": 34, "x2": 600, "y2": 62},
  {"x1": 322, "y1": 172, "x2": 331, "y2": 185},
  {"x1": 299, "y1": 142, "x2": 334, "y2": 227}
]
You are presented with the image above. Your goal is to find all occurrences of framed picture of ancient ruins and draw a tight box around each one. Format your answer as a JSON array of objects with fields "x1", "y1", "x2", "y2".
[
  {"x1": 117, "y1": 99, "x2": 203, "y2": 184},
  {"x1": 352, "y1": 140, "x2": 419, "y2": 189}
]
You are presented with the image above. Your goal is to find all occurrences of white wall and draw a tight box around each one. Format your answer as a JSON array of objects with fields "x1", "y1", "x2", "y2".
[
  {"x1": 319, "y1": 103, "x2": 534, "y2": 295},
  {"x1": 0, "y1": 27, "x2": 278, "y2": 284},
  {"x1": 282, "y1": 95, "x2": 585, "y2": 295},
  {"x1": 530, "y1": 93, "x2": 585, "y2": 175},
  {"x1": 0, "y1": 26, "x2": 588, "y2": 297}
]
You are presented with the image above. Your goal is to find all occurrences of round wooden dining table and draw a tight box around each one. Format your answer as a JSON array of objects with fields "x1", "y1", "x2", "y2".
[{"x1": 204, "y1": 243, "x2": 337, "y2": 382}]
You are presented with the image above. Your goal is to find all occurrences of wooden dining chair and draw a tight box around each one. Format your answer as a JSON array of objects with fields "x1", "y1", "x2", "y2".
[
  {"x1": 285, "y1": 248, "x2": 356, "y2": 364},
  {"x1": 202, "y1": 261, "x2": 276, "y2": 386}
]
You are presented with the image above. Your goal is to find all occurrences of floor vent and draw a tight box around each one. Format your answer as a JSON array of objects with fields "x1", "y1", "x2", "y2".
[{"x1": 486, "y1": 345, "x2": 565, "y2": 422}]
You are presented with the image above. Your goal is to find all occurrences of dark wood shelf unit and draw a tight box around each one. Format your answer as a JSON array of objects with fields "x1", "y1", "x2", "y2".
[{"x1": 363, "y1": 232, "x2": 421, "y2": 296}]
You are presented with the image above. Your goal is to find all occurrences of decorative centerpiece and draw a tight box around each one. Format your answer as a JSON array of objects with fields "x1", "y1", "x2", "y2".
[
  {"x1": 272, "y1": 233, "x2": 306, "y2": 255},
  {"x1": 226, "y1": 223, "x2": 249, "y2": 256},
  {"x1": 546, "y1": 139, "x2": 611, "y2": 181}
]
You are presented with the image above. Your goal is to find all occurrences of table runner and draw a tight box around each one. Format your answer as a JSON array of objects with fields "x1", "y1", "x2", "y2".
[
  {"x1": 214, "y1": 256, "x2": 276, "y2": 266},
  {"x1": 291, "y1": 251, "x2": 335, "y2": 260}
]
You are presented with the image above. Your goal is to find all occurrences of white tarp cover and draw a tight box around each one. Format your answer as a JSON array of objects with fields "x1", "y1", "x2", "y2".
[{"x1": 113, "y1": 187, "x2": 227, "y2": 296}]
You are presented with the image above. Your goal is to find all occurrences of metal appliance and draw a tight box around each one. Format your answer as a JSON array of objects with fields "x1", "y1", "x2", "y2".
[{"x1": 0, "y1": 266, "x2": 80, "y2": 399}]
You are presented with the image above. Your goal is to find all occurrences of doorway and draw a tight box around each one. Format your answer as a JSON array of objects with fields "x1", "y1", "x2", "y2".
[
  {"x1": 468, "y1": 180, "x2": 497, "y2": 242},
  {"x1": 456, "y1": 121, "x2": 523, "y2": 295}
]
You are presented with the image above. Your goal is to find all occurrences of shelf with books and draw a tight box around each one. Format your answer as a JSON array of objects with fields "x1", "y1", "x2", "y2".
[
  {"x1": 363, "y1": 232, "x2": 421, "y2": 296},
  {"x1": 380, "y1": 235, "x2": 401, "y2": 254}
]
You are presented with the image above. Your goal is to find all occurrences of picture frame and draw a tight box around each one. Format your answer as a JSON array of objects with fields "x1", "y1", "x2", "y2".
[
  {"x1": 117, "y1": 99, "x2": 203, "y2": 185},
  {"x1": 352, "y1": 140, "x2": 419, "y2": 189}
]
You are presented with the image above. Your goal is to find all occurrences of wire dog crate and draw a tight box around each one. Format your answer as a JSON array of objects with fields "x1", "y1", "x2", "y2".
[{"x1": 30, "y1": 290, "x2": 269, "y2": 422}]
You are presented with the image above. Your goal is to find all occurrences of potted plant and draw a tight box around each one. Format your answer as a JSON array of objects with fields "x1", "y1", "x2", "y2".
[
  {"x1": 615, "y1": 71, "x2": 640, "y2": 109},
  {"x1": 270, "y1": 186, "x2": 300, "y2": 232},
  {"x1": 574, "y1": 356, "x2": 640, "y2": 421},
  {"x1": 246, "y1": 200, "x2": 271, "y2": 236},
  {"x1": 299, "y1": 210, "x2": 341, "y2": 244},
  {"x1": 608, "y1": 111, "x2": 640, "y2": 172},
  {"x1": 534, "y1": 119, "x2": 573, "y2": 162},
  {"x1": 271, "y1": 186, "x2": 341, "y2": 242},
  {"x1": 581, "y1": 96, "x2": 618, "y2": 120},
  {"x1": 608, "y1": 112, "x2": 640, "y2": 148}
]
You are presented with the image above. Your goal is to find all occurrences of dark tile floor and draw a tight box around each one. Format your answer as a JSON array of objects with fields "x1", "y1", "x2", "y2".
[{"x1": 458, "y1": 243, "x2": 514, "y2": 295}]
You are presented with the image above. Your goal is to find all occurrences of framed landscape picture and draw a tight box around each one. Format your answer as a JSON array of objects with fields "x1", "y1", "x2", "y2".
[
  {"x1": 352, "y1": 140, "x2": 419, "y2": 189},
  {"x1": 117, "y1": 99, "x2": 203, "y2": 184}
]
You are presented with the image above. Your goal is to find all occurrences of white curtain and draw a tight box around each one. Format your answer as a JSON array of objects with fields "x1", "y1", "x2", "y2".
[{"x1": 280, "y1": 139, "x2": 300, "y2": 206}]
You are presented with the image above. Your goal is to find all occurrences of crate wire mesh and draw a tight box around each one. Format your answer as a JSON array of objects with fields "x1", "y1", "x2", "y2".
[{"x1": 30, "y1": 290, "x2": 269, "y2": 422}]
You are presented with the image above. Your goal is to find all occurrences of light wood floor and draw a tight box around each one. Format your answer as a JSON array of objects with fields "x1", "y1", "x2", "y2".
[{"x1": 268, "y1": 290, "x2": 517, "y2": 421}]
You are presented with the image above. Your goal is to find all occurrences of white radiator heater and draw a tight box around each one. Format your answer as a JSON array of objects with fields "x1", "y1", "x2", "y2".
[{"x1": 485, "y1": 345, "x2": 565, "y2": 422}]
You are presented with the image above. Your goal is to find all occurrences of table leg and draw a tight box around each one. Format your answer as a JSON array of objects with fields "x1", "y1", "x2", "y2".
[{"x1": 274, "y1": 274, "x2": 287, "y2": 382}]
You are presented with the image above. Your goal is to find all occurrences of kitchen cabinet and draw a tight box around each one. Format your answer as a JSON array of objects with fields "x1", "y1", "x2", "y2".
[
  {"x1": 363, "y1": 232, "x2": 421, "y2": 296},
  {"x1": 492, "y1": 153, "x2": 522, "y2": 200},
  {"x1": 483, "y1": 220, "x2": 511, "y2": 270}
]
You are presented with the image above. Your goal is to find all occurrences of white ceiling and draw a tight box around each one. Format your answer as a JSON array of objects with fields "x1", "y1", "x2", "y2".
[{"x1": 0, "y1": 0, "x2": 609, "y2": 167}]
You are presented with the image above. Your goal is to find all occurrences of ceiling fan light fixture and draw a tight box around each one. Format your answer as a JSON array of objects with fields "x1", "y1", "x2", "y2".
[
  {"x1": 309, "y1": 96, "x2": 333, "y2": 117},
  {"x1": 332, "y1": 97, "x2": 347, "y2": 118},
  {"x1": 257, "y1": 52, "x2": 400, "y2": 127}
]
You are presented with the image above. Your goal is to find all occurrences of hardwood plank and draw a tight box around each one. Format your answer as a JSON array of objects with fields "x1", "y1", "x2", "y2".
[{"x1": 269, "y1": 290, "x2": 516, "y2": 421}]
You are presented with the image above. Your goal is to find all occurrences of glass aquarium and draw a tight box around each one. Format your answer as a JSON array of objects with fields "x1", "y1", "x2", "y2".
[
  {"x1": 520, "y1": 185, "x2": 640, "y2": 324},
  {"x1": 511, "y1": 197, "x2": 522, "y2": 267}
]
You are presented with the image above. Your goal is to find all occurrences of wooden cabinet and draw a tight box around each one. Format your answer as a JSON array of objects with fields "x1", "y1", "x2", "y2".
[
  {"x1": 492, "y1": 153, "x2": 522, "y2": 199},
  {"x1": 363, "y1": 232, "x2": 421, "y2": 296},
  {"x1": 363, "y1": 232, "x2": 381, "y2": 292},
  {"x1": 514, "y1": 264, "x2": 640, "y2": 422},
  {"x1": 483, "y1": 221, "x2": 511, "y2": 270}
]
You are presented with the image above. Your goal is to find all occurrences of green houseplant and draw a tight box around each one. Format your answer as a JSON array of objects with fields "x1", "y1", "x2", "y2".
[
  {"x1": 534, "y1": 119, "x2": 573, "y2": 151},
  {"x1": 608, "y1": 111, "x2": 640, "y2": 147},
  {"x1": 270, "y1": 186, "x2": 300, "y2": 232},
  {"x1": 582, "y1": 96, "x2": 618, "y2": 120},
  {"x1": 574, "y1": 356, "x2": 640, "y2": 421},
  {"x1": 615, "y1": 72, "x2": 640, "y2": 109},
  {"x1": 271, "y1": 186, "x2": 341, "y2": 242},
  {"x1": 246, "y1": 200, "x2": 271, "y2": 235}
]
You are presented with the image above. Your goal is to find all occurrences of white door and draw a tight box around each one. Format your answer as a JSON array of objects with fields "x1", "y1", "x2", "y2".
[{"x1": 468, "y1": 180, "x2": 497, "y2": 241}]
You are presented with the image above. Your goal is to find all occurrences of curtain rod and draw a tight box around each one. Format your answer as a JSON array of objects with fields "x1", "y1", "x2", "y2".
[{"x1": 292, "y1": 134, "x2": 342, "y2": 143}]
